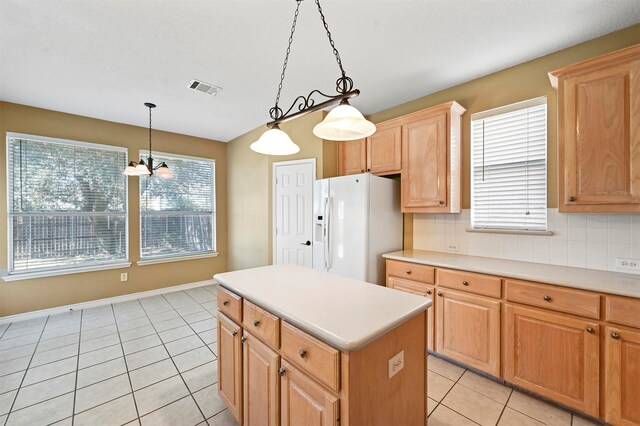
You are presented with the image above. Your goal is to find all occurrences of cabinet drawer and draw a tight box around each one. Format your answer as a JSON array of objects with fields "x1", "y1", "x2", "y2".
[
  {"x1": 436, "y1": 268, "x2": 501, "y2": 298},
  {"x1": 217, "y1": 286, "x2": 243, "y2": 324},
  {"x1": 281, "y1": 322, "x2": 340, "y2": 393},
  {"x1": 388, "y1": 276, "x2": 434, "y2": 297},
  {"x1": 605, "y1": 295, "x2": 640, "y2": 328},
  {"x1": 242, "y1": 300, "x2": 280, "y2": 349},
  {"x1": 505, "y1": 279, "x2": 600, "y2": 320},
  {"x1": 387, "y1": 260, "x2": 435, "y2": 284}
]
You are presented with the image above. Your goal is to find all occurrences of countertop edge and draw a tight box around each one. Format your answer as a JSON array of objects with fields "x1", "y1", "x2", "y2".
[{"x1": 215, "y1": 278, "x2": 432, "y2": 351}]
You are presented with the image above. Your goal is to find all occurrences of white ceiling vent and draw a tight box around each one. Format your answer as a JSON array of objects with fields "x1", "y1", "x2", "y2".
[{"x1": 188, "y1": 79, "x2": 222, "y2": 96}]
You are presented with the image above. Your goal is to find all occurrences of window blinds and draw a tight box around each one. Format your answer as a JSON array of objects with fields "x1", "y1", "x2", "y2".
[
  {"x1": 7, "y1": 134, "x2": 128, "y2": 273},
  {"x1": 471, "y1": 98, "x2": 547, "y2": 231},
  {"x1": 140, "y1": 152, "x2": 216, "y2": 260}
]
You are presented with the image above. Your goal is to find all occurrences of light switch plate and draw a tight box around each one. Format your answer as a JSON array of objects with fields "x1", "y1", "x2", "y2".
[{"x1": 388, "y1": 350, "x2": 404, "y2": 379}]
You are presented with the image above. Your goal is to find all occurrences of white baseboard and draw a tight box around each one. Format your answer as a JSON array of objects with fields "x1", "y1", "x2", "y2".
[{"x1": 0, "y1": 279, "x2": 217, "y2": 325}]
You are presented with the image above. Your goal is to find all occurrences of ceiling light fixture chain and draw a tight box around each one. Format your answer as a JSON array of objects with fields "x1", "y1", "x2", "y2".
[
  {"x1": 314, "y1": 0, "x2": 353, "y2": 94},
  {"x1": 270, "y1": 0, "x2": 303, "y2": 121}
]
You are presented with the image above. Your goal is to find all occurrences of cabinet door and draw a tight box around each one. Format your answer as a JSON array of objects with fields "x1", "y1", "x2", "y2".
[
  {"x1": 401, "y1": 113, "x2": 448, "y2": 211},
  {"x1": 243, "y1": 332, "x2": 280, "y2": 426},
  {"x1": 605, "y1": 326, "x2": 640, "y2": 426},
  {"x1": 280, "y1": 360, "x2": 339, "y2": 426},
  {"x1": 367, "y1": 125, "x2": 401, "y2": 175},
  {"x1": 217, "y1": 313, "x2": 243, "y2": 424},
  {"x1": 561, "y1": 58, "x2": 640, "y2": 211},
  {"x1": 388, "y1": 276, "x2": 435, "y2": 352},
  {"x1": 504, "y1": 304, "x2": 599, "y2": 417},
  {"x1": 337, "y1": 138, "x2": 366, "y2": 176},
  {"x1": 435, "y1": 289, "x2": 500, "y2": 376}
]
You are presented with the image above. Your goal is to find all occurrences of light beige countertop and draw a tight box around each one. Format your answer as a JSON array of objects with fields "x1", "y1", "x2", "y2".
[
  {"x1": 383, "y1": 250, "x2": 640, "y2": 299},
  {"x1": 214, "y1": 264, "x2": 431, "y2": 351}
]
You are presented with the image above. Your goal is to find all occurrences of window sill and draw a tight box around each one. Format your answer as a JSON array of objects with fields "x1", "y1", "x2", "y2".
[
  {"x1": 137, "y1": 252, "x2": 219, "y2": 266},
  {"x1": 466, "y1": 228, "x2": 553, "y2": 236},
  {"x1": 2, "y1": 262, "x2": 132, "y2": 282}
]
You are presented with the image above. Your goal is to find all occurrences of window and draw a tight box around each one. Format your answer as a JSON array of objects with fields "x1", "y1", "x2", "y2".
[
  {"x1": 471, "y1": 97, "x2": 547, "y2": 231},
  {"x1": 7, "y1": 133, "x2": 128, "y2": 274},
  {"x1": 140, "y1": 152, "x2": 216, "y2": 260}
]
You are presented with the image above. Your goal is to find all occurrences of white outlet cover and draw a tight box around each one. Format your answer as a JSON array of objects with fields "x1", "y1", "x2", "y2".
[{"x1": 388, "y1": 350, "x2": 404, "y2": 379}]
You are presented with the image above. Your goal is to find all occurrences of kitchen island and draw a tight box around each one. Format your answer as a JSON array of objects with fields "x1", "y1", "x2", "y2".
[{"x1": 214, "y1": 264, "x2": 431, "y2": 426}]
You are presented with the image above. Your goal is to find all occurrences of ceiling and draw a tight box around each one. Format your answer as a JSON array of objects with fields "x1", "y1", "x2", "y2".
[{"x1": 1, "y1": 1, "x2": 639, "y2": 142}]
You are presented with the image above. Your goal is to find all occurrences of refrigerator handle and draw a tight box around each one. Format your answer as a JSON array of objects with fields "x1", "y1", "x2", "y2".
[
  {"x1": 323, "y1": 197, "x2": 329, "y2": 271},
  {"x1": 326, "y1": 197, "x2": 332, "y2": 270}
]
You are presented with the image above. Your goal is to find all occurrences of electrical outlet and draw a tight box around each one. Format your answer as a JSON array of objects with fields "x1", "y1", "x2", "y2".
[
  {"x1": 615, "y1": 258, "x2": 640, "y2": 271},
  {"x1": 388, "y1": 350, "x2": 404, "y2": 379},
  {"x1": 446, "y1": 244, "x2": 459, "y2": 252},
  {"x1": 120, "y1": 273, "x2": 128, "y2": 282}
]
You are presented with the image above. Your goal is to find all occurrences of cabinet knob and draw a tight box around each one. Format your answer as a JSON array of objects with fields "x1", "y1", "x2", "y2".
[
  {"x1": 253, "y1": 320, "x2": 260, "y2": 327},
  {"x1": 437, "y1": 291, "x2": 443, "y2": 296},
  {"x1": 569, "y1": 196, "x2": 576, "y2": 202},
  {"x1": 232, "y1": 331, "x2": 238, "y2": 337},
  {"x1": 611, "y1": 332, "x2": 621, "y2": 339},
  {"x1": 439, "y1": 200, "x2": 445, "y2": 205},
  {"x1": 406, "y1": 270, "x2": 412, "y2": 275},
  {"x1": 279, "y1": 367, "x2": 286, "y2": 377},
  {"x1": 543, "y1": 295, "x2": 552, "y2": 302},
  {"x1": 241, "y1": 336, "x2": 247, "y2": 343},
  {"x1": 586, "y1": 327, "x2": 595, "y2": 334},
  {"x1": 299, "y1": 349, "x2": 307, "y2": 359},
  {"x1": 223, "y1": 300, "x2": 229, "y2": 306},
  {"x1": 462, "y1": 281, "x2": 469, "y2": 286},
  {"x1": 360, "y1": 169, "x2": 364, "y2": 173},
  {"x1": 367, "y1": 168, "x2": 371, "y2": 172},
  {"x1": 426, "y1": 289, "x2": 432, "y2": 295}
]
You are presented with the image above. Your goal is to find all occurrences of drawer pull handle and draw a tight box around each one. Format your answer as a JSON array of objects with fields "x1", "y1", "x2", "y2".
[
  {"x1": 253, "y1": 320, "x2": 260, "y2": 327},
  {"x1": 241, "y1": 336, "x2": 247, "y2": 343},
  {"x1": 279, "y1": 367, "x2": 286, "y2": 376},
  {"x1": 439, "y1": 200, "x2": 445, "y2": 205},
  {"x1": 543, "y1": 295, "x2": 552, "y2": 302},
  {"x1": 406, "y1": 270, "x2": 412, "y2": 275},
  {"x1": 426, "y1": 290, "x2": 432, "y2": 295},
  {"x1": 611, "y1": 332, "x2": 621, "y2": 339},
  {"x1": 569, "y1": 196, "x2": 576, "y2": 202},
  {"x1": 437, "y1": 291, "x2": 443, "y2": 296},
  {"x1": 462, "y1": 280, "x2": 469, "y2": 286},
  {"x1": 586, "y1": 327, "x2": 595, "y2": 334},
  {"x1": 232, "y1": 331, "x2": 238, "y2": 337},
  {"x1": 299, "y1": 349, "x2": 307, "y2": 359},
  {"x1": 223, "y1": 300, "x2": 229, "y2": 306}
]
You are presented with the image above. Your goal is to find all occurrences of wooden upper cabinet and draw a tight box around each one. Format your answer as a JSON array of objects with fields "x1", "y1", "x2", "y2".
[
  {"x1": 243, "y1": 332, "x2": 280, "y2": 426},
  {"x1": 217, "y1": 313, "x2": 243, "y2": 424},
  {"x1": 367, "y1": 124, "x2": 402, "y2": 175},
  {"x1": 605, "y1": 326, "x2": 640, "y2": 426},
  {"x1": 401, "y1": 101, "x2": 465, "y2": 213},
  {"x1": 504, "y1": 304, "x2": 599, "y2": 417},
  {"x1": 337, "y1": 138, "x2": 366, "y2": 176},
  {"x1": 550, "y1": 43, "x2": 640, "y2": 212}
]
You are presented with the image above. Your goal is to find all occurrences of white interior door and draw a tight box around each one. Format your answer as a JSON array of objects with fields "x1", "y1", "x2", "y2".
[{"x1": 273, "y1": 159, "x2": 315, "y2": 267}]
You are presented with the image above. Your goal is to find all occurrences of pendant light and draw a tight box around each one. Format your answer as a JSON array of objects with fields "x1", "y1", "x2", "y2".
[
  {"x1": 251, "y1": 0, "x2": 375, "y2": 156},
  {"x1": 123, "y1": 102, "x2": 174, "y2": 178}
]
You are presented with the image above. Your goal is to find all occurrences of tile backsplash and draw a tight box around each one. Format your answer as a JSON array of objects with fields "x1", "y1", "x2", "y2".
[{"x1": 413, "y1": 209, "x2": 640, "y2": 274}]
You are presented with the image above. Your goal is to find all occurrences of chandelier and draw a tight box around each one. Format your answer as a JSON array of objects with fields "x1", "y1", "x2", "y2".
[{"x1": 251, "y1": 0, "x2": 376, "y2": 156}]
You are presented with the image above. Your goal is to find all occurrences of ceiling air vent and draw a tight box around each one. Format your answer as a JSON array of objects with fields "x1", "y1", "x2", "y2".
[{"x1": 188, "y1": 79, "x2": 222, "y2": 96}]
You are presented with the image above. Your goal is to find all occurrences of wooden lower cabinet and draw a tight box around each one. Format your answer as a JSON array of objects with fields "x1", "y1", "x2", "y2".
[
  {"x1": 436, "y1": 289, "x2": 501, "y2": 376},
  {"x1": 280, "y1": 359, "x2": 340, "y2": 426},
  {"x1": 605, "y1": 326, "x2": 640, "y2": 425},
  {"x1": 243, "y1": 332, "x2": 280, "y2": 426},
  {"x1": 217, "y1": 313, "x2": 243, "y2": 424},
  {"x1": 388, "y1": 276, "x2": 435, "y2": 351},
  {"x1": 504, "y1": 304, "x2": 599, "y2": 417}
]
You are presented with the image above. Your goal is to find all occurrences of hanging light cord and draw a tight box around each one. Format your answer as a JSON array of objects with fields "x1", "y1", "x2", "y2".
[{"x1": 272, "y1": 0, "x2": 302, "y2": 120}]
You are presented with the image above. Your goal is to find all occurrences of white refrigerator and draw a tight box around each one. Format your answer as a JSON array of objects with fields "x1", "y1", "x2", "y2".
[{"x1": 312, "y1": 173, "x2": 403, "y2": 285}]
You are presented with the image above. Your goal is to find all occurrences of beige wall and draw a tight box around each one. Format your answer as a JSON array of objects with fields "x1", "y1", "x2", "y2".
[{"x1": 0, "y1": 102, "x2": 228, "y2": 316}]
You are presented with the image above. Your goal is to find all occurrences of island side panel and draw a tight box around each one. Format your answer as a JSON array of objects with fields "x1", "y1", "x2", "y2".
[{"x1": 344, "y1": 312, "x2": 427, "y2": 426}]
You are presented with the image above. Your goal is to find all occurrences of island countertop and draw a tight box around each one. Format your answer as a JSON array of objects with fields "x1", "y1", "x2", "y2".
[{"x1": 213, "y1": 264, "x2": 431, "y2": 351}]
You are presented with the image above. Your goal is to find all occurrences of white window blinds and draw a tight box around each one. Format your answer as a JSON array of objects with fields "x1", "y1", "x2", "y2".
[
  {"x1": 7, "y1": 133, "x2": 128, "y2": 274},
  {"x1": 140, "y1": 152, "x2": 216, "y2": 260},
  {"x1": 471, "y1": 97, "x2": 547, "y2": 231}
]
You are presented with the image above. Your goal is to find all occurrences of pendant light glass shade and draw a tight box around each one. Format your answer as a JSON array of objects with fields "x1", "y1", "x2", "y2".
[
  {"x1": 134, "y1": 160, "x2": 151, "y2": 175},
  {"x1": 123, "y1": 161, "x2": 140, "y2": 176},
  {"x1": 250, "y1": 125, "x2": 300, "y2": 156},
  {"x1": 313, "y1": 102, "x2": 376, "y2": 141},
  {"x1": 155, "y1": 162, "x2": 174, "y2": 179}
]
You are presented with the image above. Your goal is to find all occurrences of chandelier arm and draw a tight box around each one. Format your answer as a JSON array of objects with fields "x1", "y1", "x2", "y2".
[
  {"x1": 267, "y1": 89, "x2": 359, "y2": 127},
  {"x1": 314, "y1": 0, "x2": 347, "y2": 80},
  {"x1": 271, "y1": 0, "x2": 303, "y2": 121}
]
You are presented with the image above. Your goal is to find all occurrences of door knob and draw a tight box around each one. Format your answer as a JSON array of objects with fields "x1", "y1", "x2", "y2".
[{"x1": 300, "y1": 240, "x2": 311, "y2": 246}]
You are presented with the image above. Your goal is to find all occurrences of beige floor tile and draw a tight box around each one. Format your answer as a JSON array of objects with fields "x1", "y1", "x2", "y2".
[
  {"x1": 572, "y1": 414, "x2": 601, "y2": 426},
  {"x1": 140, "y1": 395, "x2": 204, "y2": 426},
  {"x1": 74, "y1": 394, "x2": 137, "y2": 426},
  {"x1": 427, "y1": 397, "x2": 438, "y2": 416},
  {"x1": 498, "y1": 407, "x2": 545, "y2": 426},
  {"x1": 193, "y1": 385, "x2": 226, "y2": 419},
  {"x1": 207, "y1": 409, "x2": 239, "y2": 426},
  {"x1": 5, "y1": 392, "x2": 74, "y2": 426},
  {"x1": 508, "y1": 391, "x2": 572, "y2": 426},
  {"x1": 442, "y1": 383, "x2": 504, "y2": 426},
  {"x1": 458, "y1": 370, "x2": 512, "y2": 404},
  {"x1": 427, "y1": 370, "x2": 455, "y2": 402},
  {"x1": 428, "y1": 355, "x2": 465, "y2": 381},
  {"x1": 428, "y1": 404, "x2": 479, "y2": 426}
]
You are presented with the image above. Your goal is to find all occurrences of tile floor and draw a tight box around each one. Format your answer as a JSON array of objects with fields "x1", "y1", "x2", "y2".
[{"x1": 0, "y1": 284, "x2": 602, "y2": 426}]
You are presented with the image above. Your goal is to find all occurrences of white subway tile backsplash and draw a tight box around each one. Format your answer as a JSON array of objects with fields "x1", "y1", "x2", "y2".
[{"x1": 413, "y1": 209, "x2": 640, "y2": 274}]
